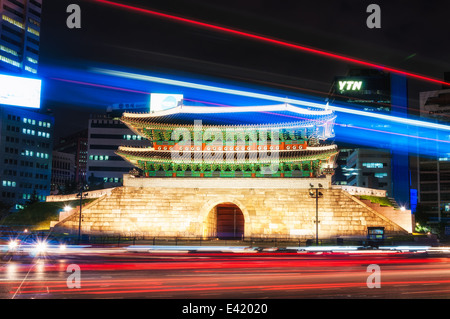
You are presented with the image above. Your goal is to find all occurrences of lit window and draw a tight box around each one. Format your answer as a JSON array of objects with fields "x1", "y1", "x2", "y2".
[
  {"x1": 0, "y1": 45, "x2": 18, "y2": 56},
  {"x1": 25, "y1": 65, "x2": 37, "y2": 74},
  {"x1": 2, "y1": 180, "x2": 16, "y2": 187},
  {"x1": 28, "y1": 18, "x2": 40, "y2": 27},
  {"x1": 2, "y1": 15, "x2": 24, "y2": 29},
  {"x1": 27, "y1": 27, "x2": 40, "y2": 37},
  {"x1": 0, "y1": 55, "x2": 21, "y2": 67},
  {"x1": 362, "y1": 163, "x2": 384, "y2": 169}
]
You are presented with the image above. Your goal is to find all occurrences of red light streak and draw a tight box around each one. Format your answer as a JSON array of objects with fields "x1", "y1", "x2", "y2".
[
  {"x1": 94, "y1": 0, "x2": 450, "y2": 87},
  {"x1": 10, "y1": 279, "x2": 450, "y2": 295},
  {"x1": 5, "y1": 254, "x2": 450, "y2": 297}
]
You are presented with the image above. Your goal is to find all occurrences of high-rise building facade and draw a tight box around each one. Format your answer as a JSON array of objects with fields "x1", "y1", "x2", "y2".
[
  {"x1": 86, "y1": 116, "x2": 150, "y2": 188},
  {"x1": 416, "y1": 80, "x2": 450, "y2": 222},
  {"x1": 54, "y1": 129, "x2": 88, "y2": 185},
  {"x1": 51, "y1": 150, "x2": 75, "y2": 194},
  {"x1": 329, "y1": 69, "x2": 392, "y2": 190},
  {"x1": 328, "y1": 68, "x2": 410, "y2": 207},
  {"x1": 0, "y1": 0, "x2": 54, "y2": 211},
  {"x1": 0, "y1": 104, "x2": 53, "y2": 210},
  {"x1": 0, "y1": 0, "x2": 41, "y2": 75}
]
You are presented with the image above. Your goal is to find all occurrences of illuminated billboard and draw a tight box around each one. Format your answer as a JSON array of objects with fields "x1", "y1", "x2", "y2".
[
  {"x1": 0, "y1": 74, "x2": 42, "y2": 109},
  {"x1": 150, "y1": 93, "x2": 183, "y2": 112}
]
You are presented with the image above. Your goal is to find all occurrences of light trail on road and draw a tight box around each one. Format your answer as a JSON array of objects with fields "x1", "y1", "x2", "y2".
[{"x1": 2, "y1": 251, "x2": 450, "y2": 298}]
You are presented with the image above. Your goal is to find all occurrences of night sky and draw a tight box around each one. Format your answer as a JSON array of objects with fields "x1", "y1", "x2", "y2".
[{"x1": 38, "y1": 0, "x2": 450, "y2": 141}]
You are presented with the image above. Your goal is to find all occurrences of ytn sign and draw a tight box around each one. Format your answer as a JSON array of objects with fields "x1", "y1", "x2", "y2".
[{"x1": 337, "y1": 81, "x2": 363, "y2": 91}]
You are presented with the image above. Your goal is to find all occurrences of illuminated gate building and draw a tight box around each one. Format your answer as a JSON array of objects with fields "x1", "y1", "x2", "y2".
[{"x1": 53, "y1": 103, "x2": 412, "y2": 239}]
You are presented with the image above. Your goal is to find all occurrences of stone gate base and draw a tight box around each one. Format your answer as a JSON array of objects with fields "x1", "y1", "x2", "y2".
[{"x1": 53, "y1": 175, "x2": 412, "y2": 238}]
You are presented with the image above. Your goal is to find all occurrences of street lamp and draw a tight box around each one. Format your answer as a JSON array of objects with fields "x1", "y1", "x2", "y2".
[
  {"x1": 309, "y1": 183, "x2": 323, "y2": 246},
  {"x1": 76, "y1": 184, "x2": 89, "y2": 244}
]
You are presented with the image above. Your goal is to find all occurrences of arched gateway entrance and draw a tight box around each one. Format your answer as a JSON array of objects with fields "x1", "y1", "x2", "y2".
[{"x1": 203, "y1": 203, "x2": 245, "y2": 239}]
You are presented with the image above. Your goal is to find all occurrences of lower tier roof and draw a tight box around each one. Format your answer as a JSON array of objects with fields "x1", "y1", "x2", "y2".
[{"x1": 116, "y1": 145, "x2": 338, "y2": 164}]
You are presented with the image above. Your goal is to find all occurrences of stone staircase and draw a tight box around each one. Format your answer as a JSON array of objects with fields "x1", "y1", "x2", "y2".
[
  {"x1": 50, "y1": 194, "x2": 110, "y2": 228},
  {"x1": 387, "y1": 197, "x2": 400, "y2": 209},
  {"x1": 358, "y1": 198, "x2": 412, "y2": 233}
]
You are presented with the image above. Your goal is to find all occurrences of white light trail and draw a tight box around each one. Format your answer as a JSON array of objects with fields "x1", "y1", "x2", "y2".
[{"x1": 93, "y1": 68, "x2": 450, "y2": 132}]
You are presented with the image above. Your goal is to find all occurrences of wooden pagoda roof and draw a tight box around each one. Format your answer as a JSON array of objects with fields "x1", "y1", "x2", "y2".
[
  {"x1": 120, "y1": 104, "x2": 336, "y2": 129},
  {"x1": 116, "y1": 144, "x2": 338, "y2": 163}
]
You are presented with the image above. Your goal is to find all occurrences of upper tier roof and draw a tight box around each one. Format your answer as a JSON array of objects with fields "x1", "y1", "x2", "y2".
[{"x1": 121, "y1": 104, "x2": 336, "y2": 128}]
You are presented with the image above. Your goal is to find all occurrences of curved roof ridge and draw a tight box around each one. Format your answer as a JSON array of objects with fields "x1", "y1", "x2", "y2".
[{"x1": 122, "y1": 103, "x2": 333, "y2": 118}]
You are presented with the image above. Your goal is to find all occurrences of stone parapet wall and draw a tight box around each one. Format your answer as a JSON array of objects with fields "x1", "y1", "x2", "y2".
[
  {"x1": 123, "y1": 174, "x2": 332, "y2": 189},
  {"x1": 46, "y1": 188, "x2": 116, "y2": 202},
  {"x1": 332, "y1": 185, "x2": 387, "y2": 197}
]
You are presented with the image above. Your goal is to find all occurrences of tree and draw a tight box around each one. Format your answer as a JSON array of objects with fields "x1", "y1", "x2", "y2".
[
  {"x1": 63, "y1": 180, "x2": 78, "y2": 195},
  {"x1": 0, "y1": 200, "x2": 13, "y2": 220},
  {"x1": 25, "y1": 189, "x2": 40, "y2": 207}
]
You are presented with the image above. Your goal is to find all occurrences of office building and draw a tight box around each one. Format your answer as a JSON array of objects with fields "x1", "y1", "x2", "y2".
[
  {"x1": 54, "y1": 129, "x2": 88, "y2": 185},
  {"x1": 86, "y1": 115, "x2": 150, "y2": 188},
  {"x1": 416, "y1": 75, "x2": 450, "y2": 221},
  {"x1": 51, "y1": 150, "x2": 75, "y2": 194},
  {"x1": 0, "y1": 104, "x2": 53, "y2": 209},
  {"x1": 329, "y1": 68, "x2": 409, "y2": 207},
  {"x1": 0, "y1": 0, "x2": 42, "y2": 75}
]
